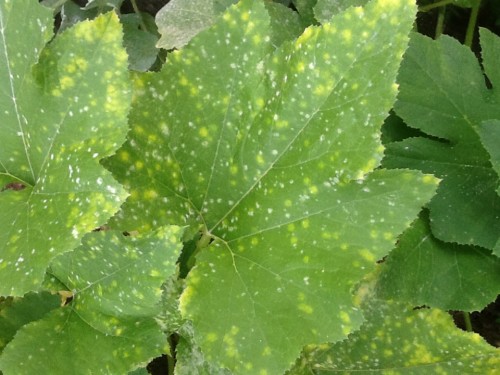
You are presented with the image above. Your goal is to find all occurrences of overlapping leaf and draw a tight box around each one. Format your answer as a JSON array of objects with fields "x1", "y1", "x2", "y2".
[
  {"x1": 375, "y1": 211, "x2": 500, "y2": 311},
  {"x1": 0, "y1": 1, "x2": 130, "y2": 296},
  {"x1": 289, "y1": 298, "x2": 500, "y2": 374},
  {"x1": 106, "y1": 0, "x2": 437, "y2": 372},
  {"x1": 0, "y1": 292, "x2": 59, "y2": 354},
  {"x1": 0, "y1": 227, "x2": 183, "y2": 374},
  {"x1": 385, "y1": 30, "x2": 500, "y2": 251}
]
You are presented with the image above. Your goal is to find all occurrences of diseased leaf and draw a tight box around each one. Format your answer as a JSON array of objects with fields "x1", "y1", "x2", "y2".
[
  {"x1": 289, "y1": 299, "x2": 500, "y2": 374},
  {"x1": 313, "y1": 0, "x2": 369, "y2": 23},
  {"x1": 0, "y1": 227, "x2": 183, "y2": 374},
  {"x1": 0, "y1": 292, "x2": 60, "y2": 354},
  {"x1": 387, "y1": 32, "x2": 500, "y2": 250},
  {"x1": 375, "y1": 212, "x2": 500, "y2": 311},
  {"x1": 155, "y1": 0, "x2": 238, "y2": 50},
  {"x1": 0, "y1": 1, "x2": 130, "y2": 296},
  {"x1": 106, "y1": 0, "x2": 437, "y2": 372}
]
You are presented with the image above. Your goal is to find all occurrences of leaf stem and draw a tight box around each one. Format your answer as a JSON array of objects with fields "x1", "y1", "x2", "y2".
[
  {"x1": 464, "y1": 0, "x2": 481, "y2": 48},
  {"x1": 130, "y1": 0, "x2": 149, "y2": 32},
  {"x1": 463, "y1": 311, "x2": 473, "y2": 332},
  {"x1": 419, "y1": 0, "x2": 453, "y2": 12},
  {"x1": 435, "y1": 5, "x2": 446, "y2": 38}
]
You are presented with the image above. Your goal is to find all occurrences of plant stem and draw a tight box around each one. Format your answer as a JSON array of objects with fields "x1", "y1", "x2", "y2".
[
  {"x1": 435, "y1": 5, "x2": 446, "y2": 38},
  {"x1": 464, "y1": 0, "x2": 481, "y2": 48},
  {"x1": 130, "y1": 0, "x2": 149, "y2": 32},
  {"x1": 463, "y1": 311, "x2": 473, "y2": 332},
  {"x1": 419, "y1": 0, "x2": 453, "y2": 12}
]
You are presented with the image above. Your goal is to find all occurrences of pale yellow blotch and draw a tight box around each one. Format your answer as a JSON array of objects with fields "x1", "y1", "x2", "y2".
[
  {"x1": 370, "y1": 230, "x2": 379, "y2": 239},
  {"x1": 290, "y1": 236, "x2": 298, "y2": 245},
  {"x1": 309, "y1": 185, "x2": 318, "y2": 195},
  {"x1": 342, "y1": 29, "x2": 352, "y2": 42},
  {"x1": 199, "y1": 127, "x2": 209, "y2": 138},
  {"x1": 287, "y1": 223, "x2": 296, "y2": 232},
  {"x1": 298, "y1": 303, "x2": 313, "y2": 314},
  {"x1": 340, "y1": 311, "x2": 351, "y2": 324},
  {"x1": 60, "y1": 76, "x2": 75, "y2": 90},
  {"x1": 256, "y1": 97, "x2": 265, "y2": 108},
  {"x1": 303, "y1": 255, "x2": 310, "y2": 264},
  {"x1": 276, "y1": 120, "x2": 289, "y2": 129},
  {"x1": 119, "y1": 150, "x2": 130, "y2": 162},
  {"x1": 179, "y1": 76, "x2": 189, "y2": 86},
  {"x1": 296, "y1": 61, "x2": 305, "y2": 72},
  {"x1": 115, "y1": 328, "x2": 123, "y2": 336},
  {"x1": 359, "y1": 249, "x2": 375, "y2": 262},
  {"x1": 314, "y1": 84, "x2": 326, "y2": 96},
  {"x1": 230, "y1": 165, "x2": 238, "y2": 175},
  {"x1": 135, "y1": 160, "x2": 144, "y2": 170},
  {"x1": 284, "y1": 199, "x2": 292, "y2": 207},
  {"x1": 384, "y1": 232, "x2": 394, "y2": 241},
  {"x1": 241, "y1": 11, "x2": 250, "y2": 21},
  {"x1": 262, "y1": 346, "x2": 272, "y2": 356},
  {"x1": 256, "y1": 154, "x2": 265, "y2": 165},
  {"x1": 251, "y1": 237, "x2": 259, "y2": 246},
  {"x1": 423, "y1": 174, "x2": 439, "y2": 185},
  {"x1": 51, "y1": 88, "x2": 62, "y2": 97},
  {"x1": 301, "y1": 219, "x2": 310, "y2": 229},
  {"x1": 252, "y1": 34, "x2": 262, "y2": 45}
]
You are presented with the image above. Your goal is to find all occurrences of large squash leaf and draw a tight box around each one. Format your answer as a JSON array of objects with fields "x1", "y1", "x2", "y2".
[
  {"x1": 0, "y1": 1, "x2": 130, "y2": 296},
  {"x1": 105, "y1": 0, "x2": 437, "y2": 373},
  {"x1": 289, "y1": 298, "x2": 500, "y2": 374},
  {"x1": 385, "y1": 31, "x2": 500, "y2": 251},
  {"x1": 0, "y1": 227, "x2": 183, "y2": 374}
]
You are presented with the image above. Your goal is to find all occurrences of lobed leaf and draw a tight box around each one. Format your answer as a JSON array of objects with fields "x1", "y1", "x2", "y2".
[
  {"x1": 0, "y1": 226, "x2": 183, "y2": 374},
  {"x1": 106, "y1": 0, "x2": 438, "y2": 372},
  {"x1": 0, "y1": 1, "x2": 130, "y2": 296},
  {"x1": 0, "y1": 292, "x2": 60, "y2": 354},
  {"x1": 387, "y1": 32, "x2": 500, "y2": 250},
  {"x1": 375, "y1": 212, "x2": 500, "y2": 311},
  {"x1": 289, "y1": 298, "x2": 500, "y2": 374}
]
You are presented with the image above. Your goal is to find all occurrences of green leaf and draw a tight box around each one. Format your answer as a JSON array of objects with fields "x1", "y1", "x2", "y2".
[
  {"x1": 314, "y1": 0, "x2": 369, "y2": 23},
  {"x1": 478, "y1": 120, "x2": 500, "y2": 195},
  {"x1": 387, "y1": 32, "x2": 500, "y2": 250},
  {"x1": 59, "y1": 1, "x2": 99, "y2": 31},
  {"x1": 0, "y1": 2, "x2": 130, "y2": 296},
  {"x1": 0, "y1": 227, "x2": 183, "y2": 374},
  {"x1": 0, "y1": 292, "x2": 60, "y2": 354},
  {"x1": 480, "y1": 28, "x2": 500, "y2": 103},
  {"x1": 375, "y1": 212, "x2": 500, "y2": 311},
  {"x1": 105, "y1": 0, "x2": 437, "y2": 372},
  {"x1": 155, "y1": 0, "x2": 238, "y2": 50},
  {"x1": 288, "y1": 299, "x2": 500, "y2": 374},
  {"x1": 121, "y1": 13, "x2": 159, "y2": 71},
  {"x1": 291, "y1": 0, "x2": 318, "y2": 24},
  {"x1": 84, "y1": 0, "x2": 124, "y2": 10}
]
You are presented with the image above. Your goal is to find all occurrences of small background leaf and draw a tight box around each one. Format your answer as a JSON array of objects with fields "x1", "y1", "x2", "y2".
[
  {"x1": 121, "y1": 13, "x2": 159, "y2": 71},
  {"x1": 375, "y1": 211, "x2": 500, "y2": 311},
  {"x1": 387, "y1": 32, "x2": 500, "y2": 250},
  {"x1": 0, "y1": 292, "x2": 60, "y2": 354},
  {"x1": 155, "y1": 0, "x2": 238, "y2": 50},
  {"x1": 0, "y1": 227, "x2": 183, "y2": 374}
]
